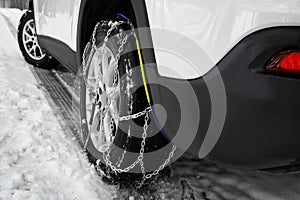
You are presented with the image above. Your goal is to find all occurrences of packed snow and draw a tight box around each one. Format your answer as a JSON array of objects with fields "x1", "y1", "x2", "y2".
[{"x1": 0, "y1": 9, "x2": 116, "y2": 200}]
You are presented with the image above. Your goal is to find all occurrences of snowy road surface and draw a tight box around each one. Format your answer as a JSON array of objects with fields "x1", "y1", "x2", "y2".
[
  {"x1": 0, "y1": 9, "x2": 116, "y2": 200},
  {"x1": 0, "y1": 8, "x2": 300, "y2": 200}
]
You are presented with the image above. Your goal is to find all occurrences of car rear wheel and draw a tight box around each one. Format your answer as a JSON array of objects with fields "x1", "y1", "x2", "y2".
[
  {"x1": 80, "y1": 21, "x2": 173, "y2": 188},
  {"x1": 18, "y1": 11, "x2": 54, "y2": 68}
]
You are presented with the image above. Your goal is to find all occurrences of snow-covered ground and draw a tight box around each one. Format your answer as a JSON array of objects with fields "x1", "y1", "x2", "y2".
[
  {"x1": 0, "y1": 9, "x2": 116, "y2": 200},
  {"x1": 157, "y1": 157, "x2": 300, "y2": 200}
]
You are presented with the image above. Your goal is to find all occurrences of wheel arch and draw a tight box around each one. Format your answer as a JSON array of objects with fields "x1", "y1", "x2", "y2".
[
  {"x1": 28, "y1": 0, "x2": 33, "y2": 11},
  {"x1": 78, "y1": 0, "x2": 150, "y2": 61}
]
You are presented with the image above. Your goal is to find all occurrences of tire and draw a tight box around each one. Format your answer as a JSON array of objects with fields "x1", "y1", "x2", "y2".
[
  {"x1": 17, "y1": 11, "x2": 54, "y2": 68},
  {"x1": 80, "y1": 21, "x2": 170, "y2": 184}
]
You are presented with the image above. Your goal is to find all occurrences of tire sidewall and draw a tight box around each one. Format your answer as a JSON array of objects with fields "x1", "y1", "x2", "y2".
[
  {"x1": 17, "y1": 11, "x2": 52, "y2": 67},
  {"x1": 80, "y1": 22, "x2": 171, "y2": 176}
]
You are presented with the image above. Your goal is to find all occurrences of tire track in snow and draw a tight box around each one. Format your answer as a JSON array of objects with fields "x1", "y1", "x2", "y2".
[{"x1": 29, "y1": 66, "x2": 82, "y2": 146}]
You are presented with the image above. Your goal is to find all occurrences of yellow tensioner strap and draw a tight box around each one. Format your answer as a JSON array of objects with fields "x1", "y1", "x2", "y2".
[{"x1": 136, "y1": 39, "x2": 151, "y2": 104}]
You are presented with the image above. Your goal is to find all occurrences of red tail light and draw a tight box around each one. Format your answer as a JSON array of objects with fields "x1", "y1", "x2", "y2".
[{"x1": 266, "y1": 51, "x2": 300, "y2": 74}]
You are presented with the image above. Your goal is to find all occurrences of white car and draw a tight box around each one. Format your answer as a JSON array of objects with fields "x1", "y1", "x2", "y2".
[{"x1": 18, "y1": 0, "x2": 300, "y2": 187}]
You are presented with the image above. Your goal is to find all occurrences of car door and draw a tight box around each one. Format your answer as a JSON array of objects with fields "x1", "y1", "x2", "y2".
[{"x1": 33, "y1": 0, "x2": 83, "y2": 71}]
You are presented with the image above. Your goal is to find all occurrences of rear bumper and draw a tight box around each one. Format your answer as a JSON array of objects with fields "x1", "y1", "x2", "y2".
[{"x1": 147, "y1": 27, "x2": 300, "y2": 169}]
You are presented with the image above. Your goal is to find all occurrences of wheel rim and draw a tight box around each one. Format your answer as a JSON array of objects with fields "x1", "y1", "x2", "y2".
[
  {"x1": 22, "y1": 19, "x2": 46, "y2": 61},
  {"x1": 85, "y1": 45, "x2": 121, "y2": 153}
]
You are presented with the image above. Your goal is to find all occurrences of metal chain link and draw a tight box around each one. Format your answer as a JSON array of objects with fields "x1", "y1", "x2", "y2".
[
  {"x1": 135, "y1": 144, "x2": 177, "y2": 189},
  {"x1": 119, "y1": 107, "x2": 152, "y2": 121},
  {"x1": 81, "y1": 20, "x2": 177, "y2": 189},
  {"x1": 82, "y1": 21, "x2": 133, "y2": 150},
  {"x1": 102, "y1": 111, "x2": 150, "y2": 174}
]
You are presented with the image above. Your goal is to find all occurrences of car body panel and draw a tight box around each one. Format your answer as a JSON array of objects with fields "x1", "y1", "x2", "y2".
[
  {"x1": 33, "y1": 0, "x2": 300, "y2": 79},
  {"x1": 145, "y1": 0, "x2": 300, "y2": 79},
  {"x1": 148, "y1": 26, "x2": 300, "y2": 170},
  {"x1": 33, "y1": 0, "x2": 81, "y2": 52}
]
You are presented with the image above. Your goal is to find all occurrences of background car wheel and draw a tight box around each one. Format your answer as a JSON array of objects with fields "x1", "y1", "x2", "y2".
[
  {"x1": 80, "y1": 21, "x2": 170, "y2": 185},
  {"x1": 18, "y1": 11, "x2": 55, "y2": 68}
]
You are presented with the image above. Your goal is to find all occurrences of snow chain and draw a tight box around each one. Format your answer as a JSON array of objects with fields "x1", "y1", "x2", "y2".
[{"x1": 82, "y1": 20, "x2": 177, "y2": 189}]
